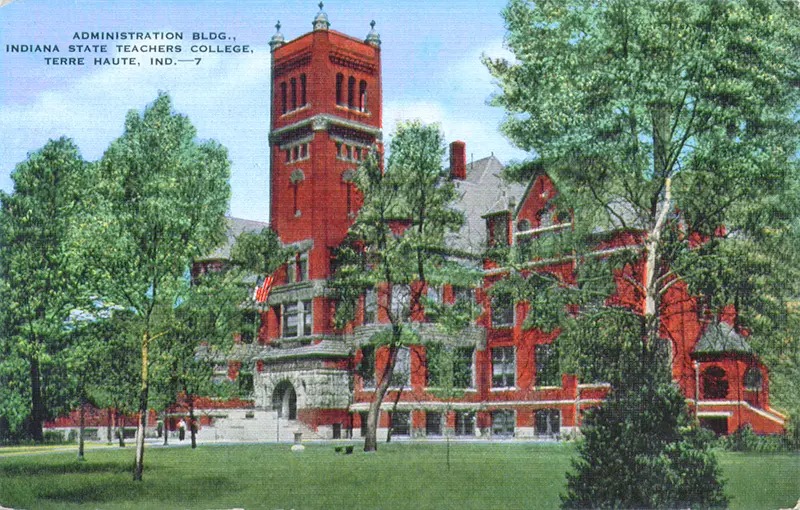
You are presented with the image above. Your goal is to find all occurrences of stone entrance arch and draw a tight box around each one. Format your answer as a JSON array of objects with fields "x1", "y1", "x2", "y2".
[{"x1": 272, "y1": 380, "x2": 297, "y2": 419}]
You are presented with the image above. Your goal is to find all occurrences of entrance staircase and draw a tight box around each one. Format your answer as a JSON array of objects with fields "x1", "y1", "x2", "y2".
[{"x1": 194, "y1": 409, "x2": 323, "y2": 443}]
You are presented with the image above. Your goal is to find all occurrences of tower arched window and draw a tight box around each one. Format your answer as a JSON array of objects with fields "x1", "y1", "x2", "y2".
[
  {"x1": 290, "y1": 78, "x2": 297, "y2": 110},
  {"x1": 359, "y1": 80, "x2": 368, "y2": 111},
  {"x1": 336, "y1": 73, "x2": 344, "y2": 105},
  {"x1": 348, "y1": 76, "x2": 356, "y2": 108},
  {"x1": 280, "y1": 82, "x2": 287, "y2": 115},
  {"x1": 300, "y1": 74, "x2": 307, "y2": 106}
]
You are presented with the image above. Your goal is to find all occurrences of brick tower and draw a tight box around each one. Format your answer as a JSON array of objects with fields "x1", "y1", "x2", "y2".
[
  {"x1": 269, "y1": 5, "x2": 382, "y2": 288},
  {"x1": 253, "y1": 5, "x2": 383, "y2": 436}
]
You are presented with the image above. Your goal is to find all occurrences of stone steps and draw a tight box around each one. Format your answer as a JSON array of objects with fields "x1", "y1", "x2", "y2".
[{"x1": 195, "y1": 409, "x2": 323, "y2": 442}]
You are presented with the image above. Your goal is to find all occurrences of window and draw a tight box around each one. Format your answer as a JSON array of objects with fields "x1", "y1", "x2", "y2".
[
  {"x1": 453, "y1": 347, "x2": 474, "y2": 389},
  {"x1": 491, "y1": 217, "x2": 509, "y2": 246},
  {"x1": 359, "y1": 80, "x2": 368, "y2": 111},
  {"x1": 300, "y1": 73, "x2": 307, "y2": 106},
  {"x1": 453, "y1": 286, "x2": 475, "y2": 306},
  {"x1": 491, "y1": 410, "x2": 515, "y2": 437},
  {"x1": 290, "y1": 77, "x2": 297, "y2": 110},
  {"x1": 283, "y1": 302, "x2": 298, "y2": 337},
  {"x1": 426, "y1": 344, "x2": 473, "y2": 389},
  {"x1": 454, "y1": 411, "x2": 475, "y2": 436},
  {"x1": 491, "y1": 293, "x2": 514, "y2": 327},
  {"x1": 302, "y1": 300, "x2": 312, "y2": 336},
  {"x1": 702, "y1": 366, "x2": 728, "y2": 400},
  {"x1": 280, "y1": 82, "x2": 287, "y2": 114},
  {"x1": 347, "y1": 76, "x2": 356, "y2": 108},
  {"x1": 426, "y1": 412, "x2": 443, "y2": 436},
  {"x1": 535, "y1": 343, "x2": 560, "y2": 386},
  {"x1": 535, "y1": 409, "x2": 560, "y2": 436},
  {"x1": 297, "y1": 253, "x2": 308, "y2": 282},
  {"x1": 492, "y1": 346, "x2": 515, "y2": 388},
  {"x1": 335, "y1": 73, "x2": 344, "y2": 105},
  {"x1": 282, "y1": 299, "x2": 313, "y2": 338},
  {"x1": 363, "y1": 288, "x2": 377, "y2": 324},
  {"x1": 390, "y1": 346, "x2": 411, "y2": 388},
  {"x1": 359, "y1": 345, "x2": 375, "y2": 388},
  {"x1": 517, "y1": 219, "x2": 531, "y2": 232},
  {"x1": 744, "y1": 367, "x2": 763, "y2": 391},
  {"x1": 390, "y1": 284, "x2": 411, "y2": 321},
  {"x1": 390, "y1": 411, "x2": 410, "y2": 436}
]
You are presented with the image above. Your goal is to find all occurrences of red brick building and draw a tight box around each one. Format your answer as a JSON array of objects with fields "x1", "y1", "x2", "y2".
[{"x1": 198, "y1": 6, "x2": 787, "y2": 441}]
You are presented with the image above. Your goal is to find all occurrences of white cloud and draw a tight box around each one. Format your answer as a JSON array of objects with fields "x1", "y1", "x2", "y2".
[{"x1": 0, "y1": 47, "x2": 273, "y2": 221}]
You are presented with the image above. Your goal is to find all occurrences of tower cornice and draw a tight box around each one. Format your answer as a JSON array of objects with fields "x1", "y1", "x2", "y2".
[{"x1": 270, "y1": 113, "x2": 382, "y2": 144}]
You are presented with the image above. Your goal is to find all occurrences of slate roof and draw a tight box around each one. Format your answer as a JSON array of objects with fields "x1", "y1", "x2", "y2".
[
  {"x1": 446, "y1": 155, "x2": 526, "y2": 255},
  {"x1": 693, "y1": 322, "x2": 753, "y2": 354},
  {"x1": 198, "y1": 216, "x2": 269, "y2": 261}
]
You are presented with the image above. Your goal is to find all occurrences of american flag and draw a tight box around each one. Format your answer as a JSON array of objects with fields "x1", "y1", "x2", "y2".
[{"x1": 254, "y1": 275, "x2": 274, "y2": 303}]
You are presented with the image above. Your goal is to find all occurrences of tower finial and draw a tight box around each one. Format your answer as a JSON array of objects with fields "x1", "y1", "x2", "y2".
[
  {"x1": 270, "y1": 20, "x2": 285, "y2": 51},
  {"x1": 366, "y1": 19, "x2": 381, "y2": 46},
  {"x1": 313, "y1": 2, "x2": 330, "y2": 30}
]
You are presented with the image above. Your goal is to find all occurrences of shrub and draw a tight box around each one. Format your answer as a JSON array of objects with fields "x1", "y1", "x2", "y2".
[
  {"x1": 562, "y1": 382, "x2": 728, "y2": 509},
  {"x1": 721, "y1": 425, "x2": 790, "y2": 453},
  {"x1": 42, "y1": 430, "x2": 65, "y2": 444}
]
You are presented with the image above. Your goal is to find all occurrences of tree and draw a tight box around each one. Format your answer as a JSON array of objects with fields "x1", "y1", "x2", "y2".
[
  {"x1": 0, "y1": 138, "x2": 89, "y2": 441},
  {"x1": 484, "y1": 0, "x2": 800, "y2": 506},
  {"x1": 331, "y1": 121, "x2": 472, "y2": 452},
  {"x1": 80, "y1": 93, "x2": 230, "y2": 480}
]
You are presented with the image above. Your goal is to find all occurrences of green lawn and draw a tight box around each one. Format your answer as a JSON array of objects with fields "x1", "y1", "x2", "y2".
[{"x1": 0, "y1": 442, "x2": 797, "y2": 509}]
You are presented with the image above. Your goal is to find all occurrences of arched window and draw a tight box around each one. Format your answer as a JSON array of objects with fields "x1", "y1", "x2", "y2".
[
  {"x1": 359, "y1": 80, "x2": 368, "y2": 111},
  {"x1": 300, "y1": 74, "x2": 307, "y2": 106},
  {"x1": 744, "y1": 367, "x2": 763, "y2": 391},
  {"x1": 702, "y1": 366, "x2": 729, "y2": 400},
  {"x1": 290, "y1": 78, "x2": 297, "y2": 111},
  {"x1": 280, "y1": 82, "x2": 287, "y2": 114},
  {"x1": 335, "y1": 73, "x2": 344, "y2": 105},
  {"x1": 348, "y1": 76, "x2": 356, "y2": 108}
]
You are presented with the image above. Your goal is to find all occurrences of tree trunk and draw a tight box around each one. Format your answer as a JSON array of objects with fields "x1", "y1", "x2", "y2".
[
  {"x1": 29, "y1": 354, "x2": 44, "y2": 442},
  {"x1": 643, "y1": 178, "x2": 672, "y2": 378},
  {"x1": 133, "y1": 333, "x2": 149, "y2": 481},
  {"x1": 77, "y1": 399, "x2": 85, "y2": 461},
  {"x1": 163, "y1": 410, "x2": 169, "y2": 446},
  {"x1": 386, "y1": 387, "x2": 403, "y2": 443},
  {"x1": 189, "y1": 396, "x2": 197, "y2": 449},
  {"x1": 107, "y1": 408, "x2": 113, "y2": 444},
  {"x1": 117, "y1": 409, "x2": 125, "y2": 447},
  {"x1": 364, "y1": 345, "x2": 399, "y2": 452}
]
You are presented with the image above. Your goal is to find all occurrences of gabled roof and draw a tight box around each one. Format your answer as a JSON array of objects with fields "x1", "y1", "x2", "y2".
[
  {"x1": 446, "y1": 155, "x2": 526, "y2": 254},
  {"x1": 198, "y1": 216, "x2": 269, "y2": 261},
  {"x1": 694, "y1": 322, "x2": 753, "y2": 355}
]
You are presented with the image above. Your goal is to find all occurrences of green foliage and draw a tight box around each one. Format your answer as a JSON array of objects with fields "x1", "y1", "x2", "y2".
[
  {"x1": 331, "y1": 120, "x2": 467, "y2": 332},
  {"x1": 563, "y1": 382, "x2": 728, "y2": 509},
  {"x1": 720, "y1": 425, "x2": 795, "y2": 453},
  {"x1": 230, "y1": 227, "x2": 290, "y2": 276},
  {"x1": 0, "y1": 137, "x2": 91, "y2": 440}
]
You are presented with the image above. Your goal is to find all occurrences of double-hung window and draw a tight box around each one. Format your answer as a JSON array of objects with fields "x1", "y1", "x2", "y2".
[
  {"x1": 492, "y1": 346, "x2": 515, "y2": 389},
  {"x1": 282, "y1": 300, "x2": 313, "y2": 338}
]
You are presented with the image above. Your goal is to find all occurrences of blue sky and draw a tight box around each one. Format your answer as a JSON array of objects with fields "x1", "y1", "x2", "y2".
[{"x1": 0, "y1": 0, "x2": 527, "y2": 222}]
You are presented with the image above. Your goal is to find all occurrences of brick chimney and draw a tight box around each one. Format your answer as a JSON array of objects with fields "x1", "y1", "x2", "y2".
[{"x1": 450, "y1": 141, "x2": 467, "y2": 180}]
